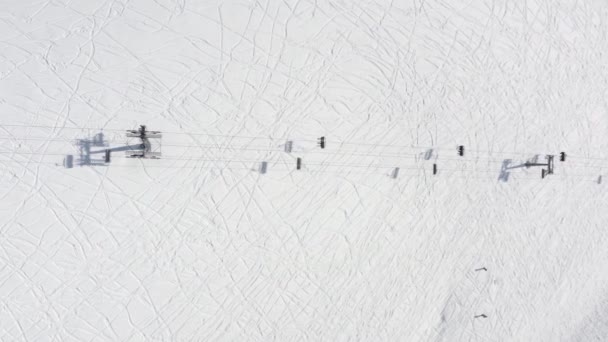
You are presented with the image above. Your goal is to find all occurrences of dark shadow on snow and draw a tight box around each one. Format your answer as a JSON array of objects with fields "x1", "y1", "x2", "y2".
[
  {"x1": 498, "y1": 155, "x2": 544, "y2": 182},
  {"x1": 76, "y1": 134, "x2": 108, "y2": 166},
  {"x1": 424, "y1": 149, "x2": 433, "y2": 160},
  {"x1": 69, "y1": 131, "x2": 144, "y2": 167},
  {"x1": 498, "y1": 159, "x2": 512, "y2": 182}
]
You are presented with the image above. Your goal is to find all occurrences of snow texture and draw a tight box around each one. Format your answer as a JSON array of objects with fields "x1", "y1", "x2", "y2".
[{"x1": 1, "y1": 0, "x2": 608, "y2": 341}]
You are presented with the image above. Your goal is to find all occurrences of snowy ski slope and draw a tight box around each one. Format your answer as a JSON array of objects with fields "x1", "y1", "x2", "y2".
[{"x1": 2, "y1": 0, "x2": 608, "y2": 340}]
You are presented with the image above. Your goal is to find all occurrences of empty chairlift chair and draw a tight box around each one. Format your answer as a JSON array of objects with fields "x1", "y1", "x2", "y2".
[{"x1": 318, "y1": 136, "x2": 325, "y2": 149}]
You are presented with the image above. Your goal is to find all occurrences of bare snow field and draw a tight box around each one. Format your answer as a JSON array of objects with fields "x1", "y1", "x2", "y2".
[{"x1": 2, "y1": 0, "x2": 608, "y2": 341}]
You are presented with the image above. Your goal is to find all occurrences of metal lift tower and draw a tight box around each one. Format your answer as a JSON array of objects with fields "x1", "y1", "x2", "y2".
[
  {"x1": 125, "y1": 125, "x2": 162, "y2": 159},
  {"x1": 524, "y1": 155, "x2": 554, "y2": 178}
]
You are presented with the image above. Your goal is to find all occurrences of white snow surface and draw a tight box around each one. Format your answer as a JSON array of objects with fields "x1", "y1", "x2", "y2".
[{"x1": 2, "y1": 0, "x2": 608, "y2": 341}]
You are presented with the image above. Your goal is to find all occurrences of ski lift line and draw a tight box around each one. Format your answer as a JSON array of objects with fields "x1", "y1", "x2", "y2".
[
  {"x1": 0, "y1": 136, "x2": 83, "y2": 143},
  {"x1": 0, "y1": 142, "x2": 597, "y2": 170},
  {"x1": 567, "y1": 155, "x2": 608, "y2": 162},
  {"x1": 0, "y1": 125, "x2": 596, "y2": 160},
  {"x1": 16, "y1": 165, "x2": 607, "y2": 182},
  {"x1": 0, "y1": 151, "x2": 75, "y2": 156},
  {"x1": 0, "y1": 156, "x2": 601, "y2": 178},
  {"x1": 0, "y1": 125, "x2": 563, "y2": 155},
  {"x1": 0, "y1": 150, "x2": 510, "y2": 165},
  {"x1": 0, "y1": 160, "x2": 529, "y2": 177},
  {"x1": 0, "y1": 123, "x2": 308, "y2": 140},
  {"x1": 0, "y1": 132, "x2": 505, "y2": 155},
  {"x1": 0, "y1": 159, "x2": 603, "y2": 180},
  {"x1": 0, "y1": 124, "x2": 326, "y2": 142},
  {"x1": 149, "y1": 153, "x2": 509, "y2": 164},
  {"x1": 465, "y1": 149, "x2": 554, "y2": 157},
  {"x1": 1, "y1": 159, "x2": 393, "y2": 172},
  {"x1": 220, "y1": 152, "x2": 500, "y2": 164},
  {"x1": 0, "y1": 160, "x2": 254, "y2": 170},
  {"x1": 0, "y1": 134, "x2": 434, "y2": 151},
  {"x1": 0, "y1": 138, "x2": 496, "y2": 161},
  {"x1": 0, "y1": 158, "x2": 548, "y2": 176},
  {"x1": 0, "y1": 128, "x2": 576, "y2": 159},
  {"x1": 0, "y1": 155, "x2": 514, "y2": 170},
  {"x1": 0, "y1": 140, "x2": 576, "y2": 166},
  {"x1": 135, "y1": 157, "x2": 434, "y2": 170},
  {"x1": 7, "y1": 147, "x2": 608, "y2": 171},
  {"x1": 0, "y1": 124, "x2": 129, "y2": 132},
  {"x1": 0, "y1": 135, "x2": 564, "y2": 157},
  {"x1": 0, "y1": 152, "x2": 522, "y2": 170},
  {"x1": 3, "y1": 149, "x2": 605, "y2": 170},
  {"x1": 0, "y1": 130, "x2": 577, "y2": 157},
  {"x1": 0, "y1": 146, "x2": 530, "y2": 164}
]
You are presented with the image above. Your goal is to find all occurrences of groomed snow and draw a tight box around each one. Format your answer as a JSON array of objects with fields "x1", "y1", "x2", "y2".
[{"x1": 1, "y1": 0, "x2": 608, "y2": 340}]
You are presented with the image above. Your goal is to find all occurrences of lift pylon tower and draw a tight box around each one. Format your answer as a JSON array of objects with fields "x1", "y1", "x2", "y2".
[
  {"x1": 525, "y1": 155, "x2": 554, "y2": 178},
  {"x1": 126, "y1": 125, "x2": 162, "y2": 159},
  {"x1": 546, "y1": 155, "x2": 555, "y2": 174}
]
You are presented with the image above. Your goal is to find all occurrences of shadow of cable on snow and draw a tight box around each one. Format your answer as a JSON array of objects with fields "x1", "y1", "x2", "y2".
[
  {"x1": 498, "y1": 155, "x2": 543, "y2": 182},
  {"x1": 74, "y1": 132, "x2": 108, "y2": 167}
]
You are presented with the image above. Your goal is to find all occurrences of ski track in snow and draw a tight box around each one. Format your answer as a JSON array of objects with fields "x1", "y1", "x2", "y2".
[{"x1": 1, "y1": 0, "x2": 608, "y2": 341}]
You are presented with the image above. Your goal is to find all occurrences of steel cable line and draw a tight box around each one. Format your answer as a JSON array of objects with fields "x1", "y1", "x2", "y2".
[
  {"x1": 0, "y1": 152, "x2": 603, "y2": 180},
  {"x1": 1, "y1": 139, "x2": 605, "y2": 170},
  {"x1": 0, "y1": 159, "x2": 602, "y2": 183},
  {"x1": 0, "y1": 123, "x2": 577, "y2": 158},
  {"x1": 4, "y1": 150, "x2": 605, "y2": 172},
  {"x1": 0, "y1": 147, "x2": 516, "y2": 165},
  {"x1": 0, "y1": 134, "x2": 592, "y2": 167},
  {"x1": 0, "y1": 149, "x2": 546, "y2": 171},
  {"x1": 0, "y1": 123, "x2": 308, "y2": 140},
  {"x1": 2, "y1": 124, "x2": 605, "y2": 167},
  {"x1": 0, "y1": 153, "x2": 465, "y2": 170}
]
